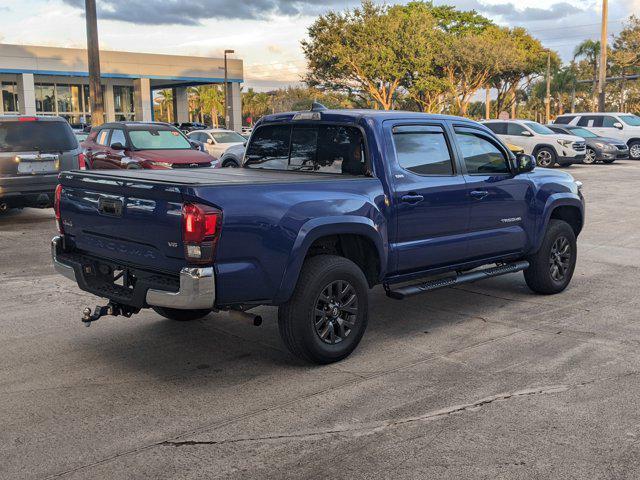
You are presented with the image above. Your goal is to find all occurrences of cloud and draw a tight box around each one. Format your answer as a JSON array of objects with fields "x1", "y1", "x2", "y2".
[{"x1": 61, "y1": 0, "x2": 354, "y2": 25}]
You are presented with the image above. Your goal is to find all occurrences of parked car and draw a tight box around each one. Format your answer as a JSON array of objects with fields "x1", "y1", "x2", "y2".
[
  {"x1": 241, "y1": 126, "x2": 253, "y2": 138},
  {"x1": 177, "y1": 122, "x2": 207, "y2": 133},
  {"x1": 547, "y1": 124, "x2": 628, "y2": 164},
  {"x1": 52, "y1": 107, "x2": 584, "y2": 364},
  {"x1": 83, "y1": 122, "x2": 219, "y2": 170},
  {"x1": 0, "y1": 115, "x2": 85, "y2": 213},
  {"x1": 554, "y1": 112, "x2": 640, "y2": 160},
  {"x1": 74, "y1": 131, "x2": 89, "y2": 144},
  {"x1": 483, "y1": 119, "x2": 585, "y2": 167},
  {"x1": 187, "y1": 128, "x2": 246, "y2": 168}
]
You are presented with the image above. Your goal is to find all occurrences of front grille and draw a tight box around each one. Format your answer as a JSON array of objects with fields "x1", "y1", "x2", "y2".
[
  {"x1": 172, "y1": 162, "x2": 212, "y2": 169},
  {"x1": 573, "y1": 142, "x2": 586, "y2": 151},
  {"x1": 615, "y1": 144, "x2": 628, "y2": 150}
]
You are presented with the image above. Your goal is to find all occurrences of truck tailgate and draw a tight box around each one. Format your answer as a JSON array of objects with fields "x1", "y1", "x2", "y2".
[{"x1": 58, "y1": 172, "x2": 187, "y2": 273}]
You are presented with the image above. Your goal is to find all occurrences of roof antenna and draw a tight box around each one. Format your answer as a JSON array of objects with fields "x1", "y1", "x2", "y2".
[{"x1": 311, "y1": 101, "x2": 328, "y2": 112}]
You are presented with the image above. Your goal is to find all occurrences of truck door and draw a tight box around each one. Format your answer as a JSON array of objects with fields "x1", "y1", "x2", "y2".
[
  {"x1": 388, "y1": 123, "x2": 470, "y2": 273},
  {"x1": 453, "y1": 125, "x2": 533, "y2": 260}
]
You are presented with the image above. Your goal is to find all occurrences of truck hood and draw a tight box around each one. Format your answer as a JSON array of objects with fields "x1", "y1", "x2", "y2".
[{"x1": 134, "y1": 149, "x2": 214, "y2": 164}]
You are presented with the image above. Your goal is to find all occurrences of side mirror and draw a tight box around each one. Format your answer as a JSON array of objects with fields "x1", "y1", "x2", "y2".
[
  {"x1": 521, "y1": 131, "x2": 533, "y2": 137},
  {"x1": 613, "y1": 122, "x2": 623, "y2": 130},
  {"x1": 111, "y1": 142, "x2": 126, "y2": 151},
  {"x1": 515, "y1": 153, "x2": 536, "y2": 173},
  {"x1": 207, "y1": 138, "x2": 214, "y2": 144}
]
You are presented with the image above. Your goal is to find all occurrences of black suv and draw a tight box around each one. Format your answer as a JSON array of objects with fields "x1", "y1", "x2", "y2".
[{"x1": 0, "y1": 116, "x2": 84, "y2": 213}]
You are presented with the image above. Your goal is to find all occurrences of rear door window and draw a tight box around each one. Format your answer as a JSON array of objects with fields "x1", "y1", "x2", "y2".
[
  {"x1": 484, "y1": 122, "x2": 507, "y2": 135},
  {"x1": 96, "y1": 129, "x2": 110, "y2": 146},
  {"x1": 577, "y1": 116, "x2": 602, "y2": 127},
  {"x1": 554, "y1": 115, "x2": 576, "y2": 125},
  {"x1": 0, "y1": 120, "x2": 77, "y2": 152},
  {"x1": 392, "y1": 126, "x2": 454, "y2": 176}
]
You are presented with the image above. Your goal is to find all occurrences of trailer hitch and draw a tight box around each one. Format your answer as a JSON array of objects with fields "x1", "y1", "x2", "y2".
[{"x1": 81, "y1": 302, "x2": 140, "y2": 327}]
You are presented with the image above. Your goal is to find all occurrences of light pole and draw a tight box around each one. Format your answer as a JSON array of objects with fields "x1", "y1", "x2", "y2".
[
  {"x1": 223, "y1": 49, "x2": 234, "y2": 129},
  {"x1": 85, "y1": 0, "x2": 104, "y2": 126},
  {"x1": 598, "y1": 0, "x2": 608, "y2": 112}
]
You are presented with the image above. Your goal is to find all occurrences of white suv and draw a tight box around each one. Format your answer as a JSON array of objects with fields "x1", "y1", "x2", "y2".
[
  {"x1": 554, "y1": 112, "x2": 640, "y2": 160},
  {"x1": 483, "y1": 119, "x2": 586, "y2": 167}
]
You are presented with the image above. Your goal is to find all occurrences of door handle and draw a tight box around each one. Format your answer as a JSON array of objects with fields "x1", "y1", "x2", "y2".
[
  {"x1": 401, "y1": 193, "x2": 424, "y2": 204},
  {"x1": 470, "y1": 190, "x2": 489, "y2": 200}
]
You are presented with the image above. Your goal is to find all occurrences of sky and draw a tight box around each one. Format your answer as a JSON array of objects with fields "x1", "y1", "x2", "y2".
[{"x1": 0, "y1": 0, "x2": 638, "y2": 91}]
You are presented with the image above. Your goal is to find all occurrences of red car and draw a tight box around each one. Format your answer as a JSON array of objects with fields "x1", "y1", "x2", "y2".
[{"x1": 83, "y1": 122, "x2": 219, "y2": 170}]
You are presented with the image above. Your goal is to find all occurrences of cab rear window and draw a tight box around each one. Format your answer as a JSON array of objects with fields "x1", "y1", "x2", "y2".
[
  {"x1": 245, "y1": 124, "x2": 368, "y2": 175},
  {"x1": 0, "y1": 120, "x2": 77, "y2": 152}
]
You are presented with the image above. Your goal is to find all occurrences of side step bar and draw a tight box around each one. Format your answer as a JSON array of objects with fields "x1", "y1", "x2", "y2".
[{"x1": 385, "y1": 261, "x2": 530, "y2": 300}]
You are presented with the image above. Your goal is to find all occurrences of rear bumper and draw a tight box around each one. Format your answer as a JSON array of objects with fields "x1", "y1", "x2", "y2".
[
  {"x1": 51, "y1": 236, "x2": 216, "y2": 310},
  {"x1": 0, "y1": 174, "x2": 58, "y2": 207}
]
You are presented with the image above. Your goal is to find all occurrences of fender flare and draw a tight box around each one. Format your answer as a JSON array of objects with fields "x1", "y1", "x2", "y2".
[
  {"x1": 534, "y1": 193, "x2": 584, "y2": 252},
  {"x1": 272, "y1": 216, "x2": 388, "y2": 304},
  {"x1": 532, "y1": 143, "x2": 558, "y2": 156}
]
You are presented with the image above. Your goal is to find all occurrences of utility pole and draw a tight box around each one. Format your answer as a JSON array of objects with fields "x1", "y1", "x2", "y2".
[
  {"x1": 545, "y1": 50, "x2": 551, "y2": 124},
  {"x1": 598, "y1": 0, "x2": 608, "y2": 112},
  {"x1": 223, "y1": 49, "x2": 234, "y2": 129},
  {"x1": 485, "y1": 86, "x2": 490, "y2": 119},
  {"x1": 85, "y1": 0, "x2": 104, "y2": 126}
]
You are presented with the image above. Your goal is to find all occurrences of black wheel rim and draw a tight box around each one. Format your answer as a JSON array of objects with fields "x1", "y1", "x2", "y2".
[
  {"x1": 549, "y1": 236, "x2": 571, "y2": 281},
  {"x1": 314, "y1": 280, "x2": 358, "y2": 344}
]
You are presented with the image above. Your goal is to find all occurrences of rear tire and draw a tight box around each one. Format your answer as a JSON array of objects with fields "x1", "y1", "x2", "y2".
[
  {"x1": 278, "y1": 255, "x2": 369, "y2": 364},
  {"x1": 536, "y1": 147, "x2": 557, "y2": 168},
  {"x1": 524, "y1": 219, "x2": 577, "y2": 295},
  {"x1": 152, "y1": 307, "x2": 211, "y2": 321}
]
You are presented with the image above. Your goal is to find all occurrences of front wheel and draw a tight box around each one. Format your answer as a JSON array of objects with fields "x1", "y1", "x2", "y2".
[
  {"x1": 152, "y1": 307, "x2": 212, "y2": 321},
  {"x1": 628, "y1": 141, "x2": 640, "y2": 160},
  {"x1": 536, "y1": 147, "x2": 557, "y2": 168},
  {"x1": 524, "y1": 219, "x2": 577, "y2": 294},
  {"x1": 222, "y1": 159, "x2": 239, "y2": 168},
  {"x1": 278, "y1": 255, "x2": 369, "y2": 364},
  {"x1": 584, "y1": 147, "x2": 597, "y2": 164}
]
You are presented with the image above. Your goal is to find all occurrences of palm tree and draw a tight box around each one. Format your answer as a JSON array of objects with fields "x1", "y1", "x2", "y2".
[
  {"x1": 573, "y1": 40, "x2": 600, "y2": 109},
  {"x1": 242, "y1": 88, "x2": 271, "y2": 125},
  {"x1": 155, "y1": 89, "x2": 174, "y2": 123}
]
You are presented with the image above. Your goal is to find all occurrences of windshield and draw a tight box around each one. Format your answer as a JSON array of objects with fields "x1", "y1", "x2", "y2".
[
  {"x1": 567, "y1": 127, "x2": 597, "y2": 138},
  {"x1": 0, "y1": 120, "x2": 77, "y2": 152},
  {"x1": 620, "y1": 115, "x2": 640, "y2": 126},
  {"x1": 128, "y1": 128, "x2": 192, "y2": 150},
  {"x1": 524, "y1": 122, "x2": 555, "y2": 135},
  {"x1": 212, "y1": 131, "x2": 246, "y2": 143}
]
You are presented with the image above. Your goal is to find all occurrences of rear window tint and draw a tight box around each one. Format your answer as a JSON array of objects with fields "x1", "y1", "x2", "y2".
[
  {"x1": 554, "y1": 116, "x2": 575, "y2": 125},
  {"x1": 484, "y1": 122, "x2": 507, "y2": 135},
  {"x1": 0, "y1": 120, "x2": 77, "y2": 152}
]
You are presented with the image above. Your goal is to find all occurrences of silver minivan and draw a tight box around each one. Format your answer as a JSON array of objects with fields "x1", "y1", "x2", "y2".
[{"x1": 0, "y1": 115, "x2": 84, "y2": 213}]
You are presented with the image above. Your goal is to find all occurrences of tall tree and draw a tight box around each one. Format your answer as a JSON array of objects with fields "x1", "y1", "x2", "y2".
[
  {"x1": 574, "y1": 39, "x2": 601, "y2": 109},
  {"x1": 612, "y1": 16, "x2": 640, "y2": 110},
  {"x1": 302, "y1": 1, "x2": 435, "y2": 110}
]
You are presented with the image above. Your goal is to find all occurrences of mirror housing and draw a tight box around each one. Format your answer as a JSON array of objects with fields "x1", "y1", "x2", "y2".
[
  {"x1": 207, "y1": 138, "x2": 214, "y2": 144},
  {"x1": 613, "y1": 122, "x2": 623, "y2": 130},
  {"x1": 110, "y1": 142, "x2": 126, "y2": 151},
  {"x1": 521, "y1": 130, "x2": 533, "y2": 137},
  {"x1": 515, "y1": 153, "x2": 536, "y2": 173}
]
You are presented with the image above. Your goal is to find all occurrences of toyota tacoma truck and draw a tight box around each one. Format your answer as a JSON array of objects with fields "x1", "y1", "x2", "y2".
[{"x1": 51, "y1": 107, "x2": 584, "y2": 364}]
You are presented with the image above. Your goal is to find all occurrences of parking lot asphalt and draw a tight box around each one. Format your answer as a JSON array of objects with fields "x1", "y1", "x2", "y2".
[{"x1": 2, "y1": 161, "x2": 640, "y2": 480}]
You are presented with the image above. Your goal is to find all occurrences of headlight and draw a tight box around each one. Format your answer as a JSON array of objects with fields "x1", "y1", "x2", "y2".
[
  {"x1": 149, "y1": 161, "x2": 173, "y2": 168},
  {"x1": 575, "y1": 180, "x2": 583, "y2": 191},
  {"x1": 594, "y1": 142, "x2": 605, "y2": 149},
  {"x1": 557, "y1": 139, "x2": 572, "y2": 147}
]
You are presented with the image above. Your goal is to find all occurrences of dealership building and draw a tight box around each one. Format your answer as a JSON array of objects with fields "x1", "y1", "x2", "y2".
[{"x1": 0, "y1": 43, "x2": 243, "y2": 130}]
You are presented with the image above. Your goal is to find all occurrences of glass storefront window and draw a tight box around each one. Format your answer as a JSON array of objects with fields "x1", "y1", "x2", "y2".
[
  {"x1": 56, "y1": 84, "x2": 72, "y2": 112},
  {"x1": 1, "y1": 82, "x2": 19, "y2": 113},
  {"x1": 114, "y1": 85, "x2": 135, "y2": 120},
  {"x1": 35, "y1": 84, "x2": 56, "y2": 113}
]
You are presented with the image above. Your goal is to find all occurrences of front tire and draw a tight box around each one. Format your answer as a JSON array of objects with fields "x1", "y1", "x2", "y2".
[
  {"x1": 222, "y1": 159, "x2": 239, "y2": 168},
  {"x1": 628, "y1": 141, "x2": 640, "y2": 160},
  {"x1": 152, "y1": 307, "x2": 211, "y2": 321},
  {"x1": 524, "y1": 219, "x2": 577, "y2": 295},
  {"x1": 584, "y1": 147, "x2": 597, "y2": 164},
  {"x1": 536, "y1": 147, "x2": 557, "y2": 168},
  {"x1": 278, "y1": 255, "x2": 369, "y2": 364}
]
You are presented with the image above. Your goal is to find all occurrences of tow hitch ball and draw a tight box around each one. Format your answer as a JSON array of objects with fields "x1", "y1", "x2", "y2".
[{"x1": 81, "y1": 302, "x2": 140, "y2": 327}]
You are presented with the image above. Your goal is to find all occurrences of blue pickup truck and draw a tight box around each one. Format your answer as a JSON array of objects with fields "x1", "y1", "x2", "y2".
[{"x1": 52, "y1": 107, "x2": 584, "y2": 363}]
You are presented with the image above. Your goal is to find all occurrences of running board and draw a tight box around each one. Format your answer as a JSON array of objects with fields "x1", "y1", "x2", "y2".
[{"x1": 385, "y1": 261, "x2": 530, "y2": 300}]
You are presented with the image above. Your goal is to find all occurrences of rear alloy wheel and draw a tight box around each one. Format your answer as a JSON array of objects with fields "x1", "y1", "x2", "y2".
[
  {"x1": 536, "y1": 147, "x2": 556, "y2": 168},
  {"x1": 584, "y1": 147, "x2": 597, "y2": 164},
  {"x1": 629, "y1": 141, "x2": 640, "y2": 160},
  {"x1": 278, "y1": 255, "x2": 369, "y2": 364}
]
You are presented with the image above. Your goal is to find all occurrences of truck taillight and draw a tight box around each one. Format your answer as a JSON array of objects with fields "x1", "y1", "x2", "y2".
[
  {"x1": 77, "y1": 152, "x2": 87, "y2": 170},
  {"x1": 54, "y1": 184, "x2": 63, "y2": 233},
  {"x1": 182, "y1": 203, "x2": 222, "y2": 263}
]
